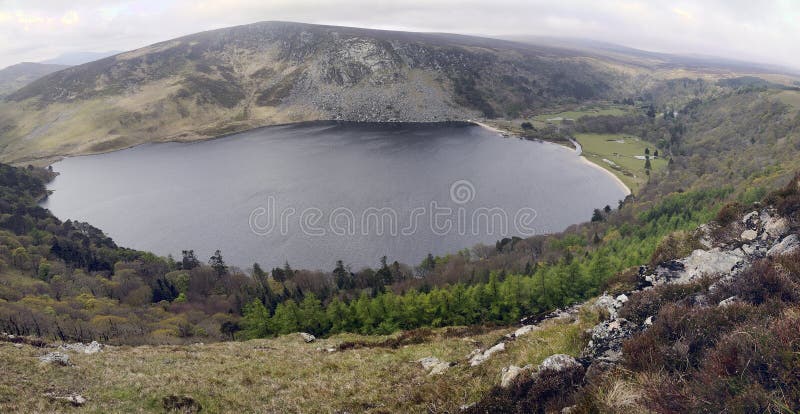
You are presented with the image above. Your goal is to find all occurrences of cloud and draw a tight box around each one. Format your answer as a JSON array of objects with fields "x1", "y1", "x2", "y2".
[
  {"x1": 671, "y1": 7, "x2": 694, "y2": 21},
  {"x1": 0, "y1": 0, "x2": 797, "y2": 71},
  {"x1": 60, "y1": 10, "x2": 79, "y2": 25}
]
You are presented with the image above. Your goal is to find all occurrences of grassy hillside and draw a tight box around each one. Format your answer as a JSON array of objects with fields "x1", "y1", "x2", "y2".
[{"x1": 0, "y1": 314, "x2": 596, "y2": 412}]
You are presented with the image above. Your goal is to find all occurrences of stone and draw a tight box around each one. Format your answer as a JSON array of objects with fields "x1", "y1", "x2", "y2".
[
  {"x1": 763, "y1": 216, "x2": 789, "y2": 239},
  {"x1": 740, "y1": 229, "x2": 758, "y2": 241},
  {"x1": 675, "y1": 248, "x2": 744, "y2": 283},
  {"x1": 614, "y1": 294, "x2": 628, "y2": 305},
  {"x1": 60, "y1": 340, "x2": 103, "y2": 354},
  {"x1": 513, "y1": 325, "x2": 539, "y2": 338},
  {"x1": 582, "y1": 318, "x2": 638, "y2": 361},
  {"x1": 500, "y1": 365, "x2": 525, "y2": 388},
  {"x1": 299, "y1": 332, "x2": 315, "y2": 343},
  {"x1": 768, "y1": 234, "x2": 800, "y2": 257},
  {"x1": 45, "y1": 392, "x2": 86, "y2": 406},
  {"x1": 644, "y1": 316, "x2": 653, "y2": 326},
  {"x1": 469, "y1": 342, "x2": 506, "y2": 366},
  {"x1": 417, "y1": 356, "x2": 450, "y2": 375},
  {"x1": 742, "y1": 211, "x2": 759, "y2": 228},
  {"x1": 594, "y1": 294, "x2": 618, "y2": 318},
  {"x1": 538, "y1": 354, "x2": 581, "y2": 372},
  {"x1": 39, "y1": 352, "x2": 70, "y2": 366},
  {"x1": 718, "y1": 296, "x2": 739, "y2": 307}
]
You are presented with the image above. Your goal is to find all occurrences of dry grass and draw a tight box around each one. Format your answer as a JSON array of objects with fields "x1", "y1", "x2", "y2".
[{"x1": 0, "y1": 311, "x2": 595, "y2": 413}]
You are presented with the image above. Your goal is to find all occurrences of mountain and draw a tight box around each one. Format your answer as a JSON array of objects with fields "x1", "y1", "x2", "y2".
[
  {"x1": 0, "y1": 62, "x2": 70, "y2": 98},
  {"x1": 0, "y1": 21, "x2": 639, "y2": 164},
  {"x1": 0, "y1": 21, "x2": 796, "y2": 165},
  {"x1": 502, "y1": 35, "x2": 800, "y2": 78},
  {"x1": 39, "y1": 51, "x2": 121, "y2": 66}
]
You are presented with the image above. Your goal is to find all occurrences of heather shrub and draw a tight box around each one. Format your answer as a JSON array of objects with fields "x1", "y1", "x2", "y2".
[
  {"x1": 465, "y1": 365, "x2": 585, "y2": 414},
  {"x1": 617, "y1": 280, "x2": 706, "y2": 325}
]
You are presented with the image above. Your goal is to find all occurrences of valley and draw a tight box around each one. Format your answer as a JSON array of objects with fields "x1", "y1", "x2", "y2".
[{"x1": 0, "y1": 18, "x2": 799, "y2": 414}]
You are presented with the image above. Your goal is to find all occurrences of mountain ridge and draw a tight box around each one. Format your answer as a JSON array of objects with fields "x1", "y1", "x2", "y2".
[
  {"x1": 0, "y1": 21, "x2": 796, "y2": 165},
  {"x1": 0, "y1": 62, "x2": 70, "y2": 99}
]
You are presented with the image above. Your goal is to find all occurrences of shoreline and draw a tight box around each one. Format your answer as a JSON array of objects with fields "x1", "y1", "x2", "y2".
[
  {"x1": 31, "y1": 118, "x2": 634, "y2": 196},
  {"x1": 473, "y1": 121, "x2": 633, "y2": 196},
  {"x1": 25, "y1": 120, "x2": 477, "y2": 167}
]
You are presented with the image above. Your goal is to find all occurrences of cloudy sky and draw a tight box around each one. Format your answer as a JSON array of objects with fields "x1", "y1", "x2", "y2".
[{"x1": 0, "y1": 0, "x2": 798, "y2": 70}]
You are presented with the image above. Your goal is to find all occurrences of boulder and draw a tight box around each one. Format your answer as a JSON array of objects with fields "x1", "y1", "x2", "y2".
[
  {"x1": 718, "y1": 296, "x2": 740, "y2": 307},
  {"x1": 60, "y1": 340, "x2": 103, "y2": 354},
  {"x1": 763, "y1": 216, "x2": 789, "y2": 239},
  {"x1": 469, "y1": 342, "x2": 506, "y2": 366},
  {"x1": 768, "y1": 234, "x2": 799, "y2": 257},
  {"x1": 513, "y1": 325, "x2": 539, "y2": 338},
  {"x1": 538, "y1": 354, "x2": 581, "y2": 372},
  {"x1": 39, "y1": 352, "x2": 70, "y2": 366},
  {"x1": 593, "y1": 294, "x2": 619, "y2": 318},
  {"x1": 614, "y1": 294, "x2": 628, "y2": 305},
  {"x1": 298, "y1": 332, "x2": 315, "y2": 343},
  {"x1": 740, "y1": 229, "x2": 758, "y2": 241},
  {"x1": 417, "y1": 356, "x2": 450, "y2": 375},
  {"x1": 45, "y1": 392, "x2": 86, "y2": 406},
  {"x1": 582, "y1": 318, "x2": 637, "y2": 362},
  {"x1": 500, "y1": 365, "x2": 531, "y2": 388},
  {"x1": 674, "y1": 248, "x2": 744, "y2": 283},
  {"x1": 742, "y1": 211, "x2": 759, "y2": 229}
]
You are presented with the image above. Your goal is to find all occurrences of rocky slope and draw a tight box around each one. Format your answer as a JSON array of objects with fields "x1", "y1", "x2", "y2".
[
  {"x1": 0, "y1": 21, "x2": 642, "y2": 164},
  {"x1": 463, "y1": 191, "x2": 800, "y2": 412}
]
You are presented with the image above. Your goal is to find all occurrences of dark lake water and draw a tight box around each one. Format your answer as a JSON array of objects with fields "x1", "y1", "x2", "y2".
[{"x1": 42, "y1": 123, "x2": 627, "y2": 270}]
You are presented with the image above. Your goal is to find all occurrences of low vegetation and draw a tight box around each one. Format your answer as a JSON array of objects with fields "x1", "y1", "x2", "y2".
[
  {"x1": 0, "y1": 56, "x2": 799, "y2": 411},
  {"x1": 0, "y1": 310, "x2": 597, "y2": 412}
]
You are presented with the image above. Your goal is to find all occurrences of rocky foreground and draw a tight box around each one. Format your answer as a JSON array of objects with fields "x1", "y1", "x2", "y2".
[
  {"x1": 455, "y1": 202, "x2": 798, "y2": 412},
  {"x1": 1, "y1": 202, "x2": 797, "y2": 412}
]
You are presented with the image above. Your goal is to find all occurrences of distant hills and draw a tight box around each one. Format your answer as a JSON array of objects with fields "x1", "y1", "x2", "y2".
[
  {"x1": 40, "y1": 51, "x2": 122, "y2": 66},
  {"x1": 0, "y1": 51, "x2": 120, "y2": 99},
  {"x1": 0, "y1": 21, "x2": 797, "y2": 164},
  {"x1": 0, "y1": 62, "x2": 69, "y2": 98},
  {"x1": 503, "y1": 35, "x2": 800, "y2": 77}
]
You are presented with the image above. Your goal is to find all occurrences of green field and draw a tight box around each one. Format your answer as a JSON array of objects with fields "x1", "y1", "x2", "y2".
[
  {"x1": 533, "y1": 106, "x2": 629, "y2": 123},
  {"x1": 574, "y1": 133, "x2": 668, "y2": 193},
  {"x1": 775, "y1": 90, "x2": 800, "y2": 110}
]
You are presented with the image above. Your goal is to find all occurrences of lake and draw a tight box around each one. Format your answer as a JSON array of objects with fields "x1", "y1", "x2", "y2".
[{"x1": 42, "y1": 122, "x2": 628, "y2": 270}]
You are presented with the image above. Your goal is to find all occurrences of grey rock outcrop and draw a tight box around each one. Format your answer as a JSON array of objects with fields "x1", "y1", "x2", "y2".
[
  {"x1": 580, "y1": 206, "x2": 796, "y2": 378},
  {"x1": 45, "y1": 392, "x2": 86, "y2": 406},
  {"x1": 469, "y1": 342, "x2": 506, "y2": 366},
  {"x1": 60, "y1": 340, "x2": 103, "y2": 354},
  {"x1": 418, "y1": 356, "x2": 452, "y2": 375},
  {"x1": 768, "y1": 234, "x2": 799, "y2": 257},
  {"x1": 539, "y1": 354, "x2": 581, "y2": 372},
  {"x1": 39, "y1": 352, "x2": 70, "y2": 366}
]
